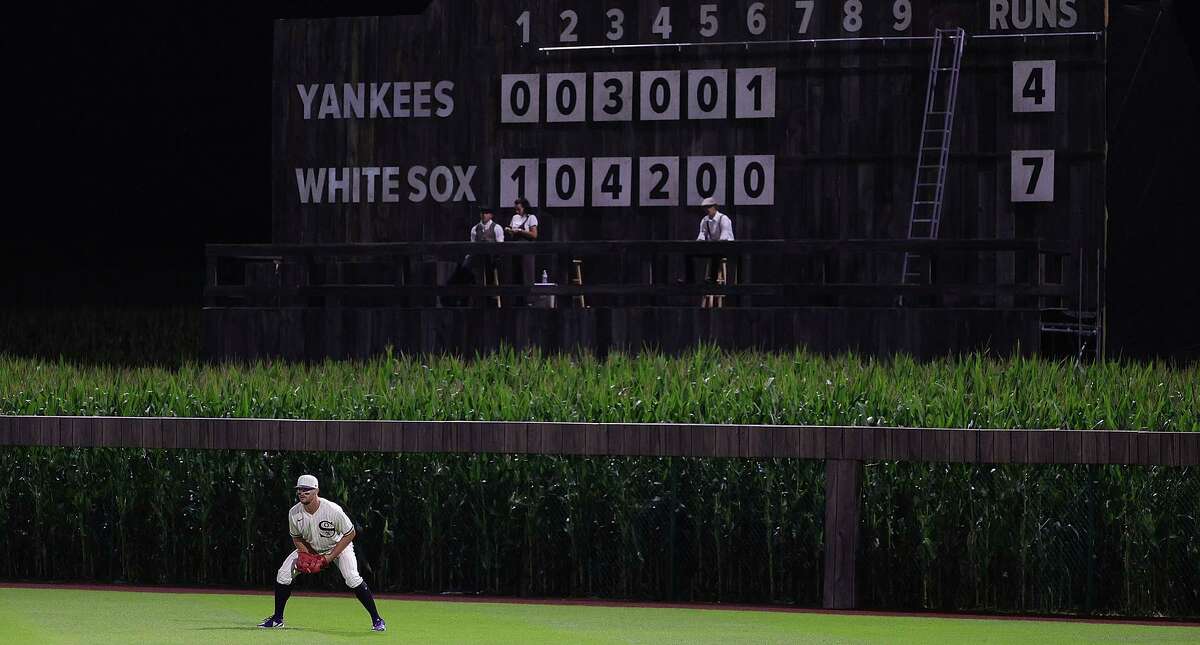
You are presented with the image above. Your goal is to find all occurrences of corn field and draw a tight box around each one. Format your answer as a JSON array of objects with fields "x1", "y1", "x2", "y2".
[
  {"x1": 0, "y1": 347, "x2": 1196, "y2": 616},
  {"x1": 1, "y1": 346, "x2": 1196, "y2": 429}
]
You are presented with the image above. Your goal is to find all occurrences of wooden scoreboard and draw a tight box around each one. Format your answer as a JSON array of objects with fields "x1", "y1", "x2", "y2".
[
  {"x1": 221, "y1": 0, "x2": 1108, "y2": 358},
  {"x1": 273, "y1": 0, "x2": 1103, "y2": 244}
]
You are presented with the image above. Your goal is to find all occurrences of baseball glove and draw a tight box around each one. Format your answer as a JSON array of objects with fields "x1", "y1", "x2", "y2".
[{"x1": 297, "y1": 551, "x2": 327, "y2": 574}]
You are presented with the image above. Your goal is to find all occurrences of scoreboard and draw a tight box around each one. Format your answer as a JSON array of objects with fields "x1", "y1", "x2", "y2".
[{"x1": 272, "y1": 0, "x2": 1105, "y2": 276}]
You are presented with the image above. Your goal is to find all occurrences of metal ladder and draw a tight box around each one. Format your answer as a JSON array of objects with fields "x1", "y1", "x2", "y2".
[{"x1": 902, "y1": 28, "x2": 966, "y2": 287}]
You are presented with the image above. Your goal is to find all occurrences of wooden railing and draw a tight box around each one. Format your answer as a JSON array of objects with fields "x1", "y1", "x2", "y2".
[
  {"x1": 205, "y1": 239, "x2": 1068, "y2": 309},
  {"x1": 3, "y1": 415, "x2": 1193, "y2": 610}
]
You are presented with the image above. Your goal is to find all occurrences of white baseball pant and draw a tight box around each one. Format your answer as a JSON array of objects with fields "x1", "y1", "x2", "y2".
[{"x1": 275, "y1": 543, "x2": 363, "y2": 588}]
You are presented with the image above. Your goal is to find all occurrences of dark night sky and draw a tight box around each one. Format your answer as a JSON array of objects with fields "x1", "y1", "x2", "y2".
[{"x1": 3, "y1": 1, "x2": 1198, "y2": 358}]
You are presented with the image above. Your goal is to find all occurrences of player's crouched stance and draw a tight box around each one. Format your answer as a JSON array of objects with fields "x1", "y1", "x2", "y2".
[{"x1": 258, "y1": 474, "x2": 386, "y2": 632}]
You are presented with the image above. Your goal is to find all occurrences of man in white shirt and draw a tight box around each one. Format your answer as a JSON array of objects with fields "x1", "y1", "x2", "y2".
[
  {"x1": 696, "y1": 196, "x2": 734, "y2": 241},
  {"x1": 258, "y1": 475, "x2": 386, "y2": 632},
  {"x1": 470, "y1": 205, "x2": 505, "y2": 243},
  {"x1": 695, "y1": 197, "x2": 734, "y2": 298}
]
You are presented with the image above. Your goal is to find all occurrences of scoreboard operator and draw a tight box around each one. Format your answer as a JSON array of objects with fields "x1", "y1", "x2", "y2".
[{"x1": 258, "y1": 475, "x2": 386, "y2": 632}]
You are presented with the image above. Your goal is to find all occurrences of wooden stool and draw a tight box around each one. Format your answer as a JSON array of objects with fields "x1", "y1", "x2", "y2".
[
  {"x1": 570, "y1": 259, "x2": 586, "y2": 308},
  {"x1": 487, "y1": 265, "x2": 501, "y2": 308},
  {"x1": 702, "y1": 257, "x2": 728, "y2": 308}
]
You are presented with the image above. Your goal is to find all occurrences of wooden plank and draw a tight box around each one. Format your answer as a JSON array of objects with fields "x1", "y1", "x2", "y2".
[
  {"x1": 822, "y1": 458, "x2": 862, "y2": 610},
  {"x1": 562, "y1": 424, "x2": 587, "y2": 456},
  {"x1": 66, "y1": 416, "x2": 89, "y2": 448},
  {"x1": 977, "y1": 430, "x2": 996, "y2": 463},
  {"x1": 659, "y1": 424, "x2": 680, "y2": 458},
  {"x1": 948, "y1": 429, "x2": 968, "y2": 463},
  {"x1": 716, "y1": 425, "x2": 739, "y2": 458},
  {"x1": 279, "y1": 418, "x2": 306, "y2": 451},
  {"x1": 0, "y1": 415, "x2": 13, "y2": 446},
  {"x1": 961, "y1": 429, "x2": 979, "y2": 463},
  {"x1": 395, "y1": 421, "x2": 416, "y2": 453},
  {"x1": 1108, "y1": 432, "x2": 1131, "y2": 465},
  {"x1": 797, "y1": 426, "x2": 818, "y2": 459},
  {"x1": 340, "y1": 420, "x2": 377, "y2": 452},
  {"x1": 1080, "y1": 430, "x2": 1099, "y2": 464},
  {"x1": 825, "y1": 427, "x2": 845, "y2": 460},
  {"x1": 920, "y1": 429, "x2": 952, "y2": 462},
  {"x1": 1181, "y1": 433, "x2": 1199, "y2": 467},
  {"x1": 843, "y1": 427, "x2": 864, "y2": 461},
  {"x1": 1030, "y1": 431, "x2": 1056, "y2": 464},
  {"x1": 1052, "y1": 431, "x2": 1071, "y2": 465},
  {"x1": 1010, "y1": 430, "x2": 1030, "y2": 464},
  {"x1": 1064, "y1": 431, "x2": 1084, "y2": 464}
]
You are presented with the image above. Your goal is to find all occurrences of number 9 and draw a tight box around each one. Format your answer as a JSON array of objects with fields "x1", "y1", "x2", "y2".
[{"x1": 892, "y1": 0, "x2": 912, "y2": 31}]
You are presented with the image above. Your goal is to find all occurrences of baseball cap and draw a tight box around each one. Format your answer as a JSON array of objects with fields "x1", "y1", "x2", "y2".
[{"x1": 295, "y1": 474, "x2": 319, "y2": 489}]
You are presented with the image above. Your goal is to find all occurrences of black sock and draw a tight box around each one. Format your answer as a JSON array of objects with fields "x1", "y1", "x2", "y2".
[
  {"x1": 352, "y1": 582, "x2": 381, "y2": 621},
  {"x1": 273, "y1": 582, "x2": 292, "y2": 619}
]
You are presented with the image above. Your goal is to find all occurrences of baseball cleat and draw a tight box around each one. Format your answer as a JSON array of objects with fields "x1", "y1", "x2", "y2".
[
  {"x1": 258, "y1": 616, "x2": 285, "y2": 629},
  {"x1": 372, "y1": 617, "x2": 387, "y2": 632}
]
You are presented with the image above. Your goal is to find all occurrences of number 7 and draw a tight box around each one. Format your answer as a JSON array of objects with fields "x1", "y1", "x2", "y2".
[
  {"x1": 1022, "y1": 157, "x2": 1044, "y2": 195},
  {"x1": 795, "y1": 1, "x2": 814, "y2": 34}
]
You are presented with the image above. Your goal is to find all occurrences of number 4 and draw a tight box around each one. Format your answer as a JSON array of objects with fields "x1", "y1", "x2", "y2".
[
  {"x1": 653, "y1": 6, "x2": 673, "y2": 40},
  {"x1": 1013, "y1": 61, "x2": 1056, "y2": 113}
]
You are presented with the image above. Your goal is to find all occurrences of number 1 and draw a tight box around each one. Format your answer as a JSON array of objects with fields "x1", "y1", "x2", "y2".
[{"x1": 516, "y1": 10, "x2": 529, "y2": 44}]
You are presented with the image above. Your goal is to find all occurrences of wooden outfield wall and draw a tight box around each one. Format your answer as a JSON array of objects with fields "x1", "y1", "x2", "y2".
[{"x1": 2, "y1": 416, "x2": 1195, "y2": 610}]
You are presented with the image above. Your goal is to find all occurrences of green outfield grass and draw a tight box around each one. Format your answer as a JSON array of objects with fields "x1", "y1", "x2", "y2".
[{"x1": 0, "y1": 588, "x2": 1195, "y2": 645}]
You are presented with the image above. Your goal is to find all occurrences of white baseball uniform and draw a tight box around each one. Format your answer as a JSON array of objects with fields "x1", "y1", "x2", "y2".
[{"x1": 275, "y1": 498, "x2": 363, "y2": 588}]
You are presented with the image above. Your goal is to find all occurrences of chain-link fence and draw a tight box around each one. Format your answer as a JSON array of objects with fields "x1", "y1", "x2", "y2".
[{"x1": 0, "y1": 448, "x2": 1195, "y2": 617}]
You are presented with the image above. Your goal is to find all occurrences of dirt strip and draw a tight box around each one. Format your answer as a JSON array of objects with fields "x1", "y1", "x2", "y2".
[{"x1": 1, "y1": 582, "x2": 1196, "y2": 628}]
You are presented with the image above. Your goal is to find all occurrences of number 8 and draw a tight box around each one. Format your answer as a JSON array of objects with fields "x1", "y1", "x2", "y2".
[{"x1": 843, "y1": 0, "x2": 862, "y2": 33}]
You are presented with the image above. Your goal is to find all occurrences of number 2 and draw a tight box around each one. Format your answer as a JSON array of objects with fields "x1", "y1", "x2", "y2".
[{"x1": 559, "y1": 10, "x2": 578, "y2": 43}]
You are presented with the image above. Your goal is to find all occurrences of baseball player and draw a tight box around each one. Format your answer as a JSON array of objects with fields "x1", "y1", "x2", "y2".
[{"x1": 258, "y1": 474, "x2": 386, "y2": 631}]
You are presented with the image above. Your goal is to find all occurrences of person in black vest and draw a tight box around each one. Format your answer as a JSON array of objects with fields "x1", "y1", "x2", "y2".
[
  {"x1": 696, "y1": 196, "x2": 733, "y2": 288},
  {"x1": 459, "y1": 206, "x2": 504, "y2": 305}
]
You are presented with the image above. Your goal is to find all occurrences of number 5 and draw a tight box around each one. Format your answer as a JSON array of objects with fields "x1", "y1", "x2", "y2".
[{"x1": 699, "y1": 4, "x2": 718, "y2": 38}]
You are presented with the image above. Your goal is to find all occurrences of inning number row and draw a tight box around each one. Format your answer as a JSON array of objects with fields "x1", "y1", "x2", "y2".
[{"x1": 517, "y1": 2, "x2": 917, "y2": 44}]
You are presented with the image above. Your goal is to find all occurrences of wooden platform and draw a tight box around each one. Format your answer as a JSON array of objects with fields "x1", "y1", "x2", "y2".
[{"x1": 203, "y1": 306, "x2": 1041, "y2": 360}]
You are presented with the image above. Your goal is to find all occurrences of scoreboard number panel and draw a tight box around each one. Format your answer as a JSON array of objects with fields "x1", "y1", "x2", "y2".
[
  {"x1": 686, "y1": 156, "x2": 728, "y2": 206},
  {"x1": 501, "y1": 158, "x2": 540, "y2": 207},
  {"x1": 501, "y1": 74, "x2": 540, "y2": 123},
  {"x1": 735, "y1": 68, "x2": 776, "y2": 119},
  {"x1": 733, "y1": 155, "x2": 775, "y2": 205},
  {"x1": 687, "y1": 69, "x2": 728, "y2": 120},
  {"x1": 546, "y1": 73, "x2": 587, "y2": 122},
  {"x1": 1011, "y1": 150, "x2": 1055, "y2": 202},
  {"x1": 592, "y1": 157, "x2": 633, "y2": 207},
  {"x1": 546, "y1": 158, "x2": 587, "y2": 207},
  {"x1": 593, "y1": 72, "x2": 633, "y2": 122},
  {"x1": 1013, "y1": 61, "x2": 1056, "y2": 113},
  {"x1": 639, "y1": 157, "x2": 681, "y2": 206},
  {"x1": 640, "y1": 71, "x2": 682, "y2": 121}
]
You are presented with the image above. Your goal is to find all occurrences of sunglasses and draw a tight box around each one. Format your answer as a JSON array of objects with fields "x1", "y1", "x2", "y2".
[{"x1": 296, "y1": 487, "x2": 315, "y2": 493}]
